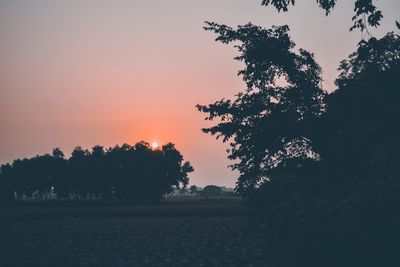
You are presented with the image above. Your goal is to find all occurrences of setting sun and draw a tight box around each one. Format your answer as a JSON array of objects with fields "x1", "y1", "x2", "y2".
[{"x1": 151, "y1": 141, "x2": 159, "y2": 150}]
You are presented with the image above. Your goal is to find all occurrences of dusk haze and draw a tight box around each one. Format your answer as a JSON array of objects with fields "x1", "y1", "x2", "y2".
[
  {"x1": 1, "y1": 0, "x2": 398, "y2": 187},
  {"x1": 1, "y1": 1, "x2": 400, "y2": 266}
]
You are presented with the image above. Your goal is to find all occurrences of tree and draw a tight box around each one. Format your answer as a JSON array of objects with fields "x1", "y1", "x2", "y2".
[
  {"x1": 161, "y1": 143, "x2": 192, "y2": 191},
  {"x1": 87, "y1": 145, "x2": 109, "y2": 197},
  {"x1": 260, "y1": 0, "x2": 383, "y2": 32},
  {"x1": 52, "y1": 148, "x2": 64, "y2": 160},
  {"x1": 0, "y1": 164, "x2": 14, "y2": 201},
  {"x1": 189, "y1": 185, "x2": 198, "y2": 195},
  {"x1": 67, "y1": 146, "x2": 90, "y2": 197},
  {"x1": 272, "y1": 32, "x2": 400, "y2": 267},
  {"x1": 201, "y1": 185, "x2": 222, "y2": 198},
  {"x1": 318, "y1": 32, "x2": 400, "y2": 181},
  {"x1": 197, "y1": 22, "x2": 325, "y2": 195},
  {"x1": 49, "y1": 148, "x2": 67, "y2": 197}
]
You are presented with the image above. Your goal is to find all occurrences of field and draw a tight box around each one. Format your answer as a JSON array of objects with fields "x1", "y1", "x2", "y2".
[{"x1": 0, "y1": 201, "x2": 268, "y2": 266}]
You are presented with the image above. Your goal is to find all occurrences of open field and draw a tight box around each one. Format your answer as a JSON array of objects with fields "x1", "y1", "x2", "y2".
[
  {"x1": 0, "y1": 199, "x2": 247, "y2": 220},
  {"x1": 0, "y1": 201, "x2": 267, "y2": 266}
]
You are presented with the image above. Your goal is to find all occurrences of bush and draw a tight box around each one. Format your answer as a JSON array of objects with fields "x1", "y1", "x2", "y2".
[{"x1": 250, "y1": 172, "x2": 400, "y2": 267}]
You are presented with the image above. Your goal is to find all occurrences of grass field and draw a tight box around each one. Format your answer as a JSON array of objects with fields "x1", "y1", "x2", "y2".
[{"x1": 0, "y1": 200, "x2": 268, "y2": 266}]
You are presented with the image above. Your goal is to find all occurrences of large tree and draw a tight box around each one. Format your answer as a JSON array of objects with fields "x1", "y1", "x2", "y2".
[
  {"x1": 197, "y1": 22, "x2": 325, "y2": 195},
  {"x1": 319, "y1": 32, "x2": 400, "y2": 180},
  {"x1": 253, "y1": 32, "x2": 400, "y2": 267}
]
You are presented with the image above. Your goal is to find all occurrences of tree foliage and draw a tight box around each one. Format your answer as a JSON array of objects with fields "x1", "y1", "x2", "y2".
[
  {"x1": 201, "y1": 185, "x2": 223, "y2": 197},
  {"x1": 261, "y1": 0, "x2": 383, "y2": 31},
  {"x1": 0, "y1": 142, "x2": 193, "y2": 203}
]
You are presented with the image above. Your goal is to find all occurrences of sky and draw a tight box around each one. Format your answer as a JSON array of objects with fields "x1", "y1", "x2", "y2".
[{"x1": 0, "y1": 0, "x2": 399, "y2": 187}]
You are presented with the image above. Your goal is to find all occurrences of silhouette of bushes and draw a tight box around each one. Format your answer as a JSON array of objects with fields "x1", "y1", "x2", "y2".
[{"x1": 0, "y1": 142, "x2": 193, "y2": 203}]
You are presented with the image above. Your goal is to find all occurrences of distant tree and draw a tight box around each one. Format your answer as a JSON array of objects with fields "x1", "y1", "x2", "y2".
[
  {"x1": 15, "y1": 154, "x2": 55, "y2": 198},
  {"x1": 87, "y1": 145, "x2": 109, "y2": 198},
  {"x1": 201, "y1": 185, "x2": 222, "y2": 198},
  {"x1": 161, "y1": 143, "x2": 192, "y2": 190},
  {"x1": 197, "y1": 22, "x2": 325, "y2": 195},
  {"x1": 0, "y1": 164, "x2": 14, "y2": 201},
  {"x1": 260, "y1": 0, "x2": 383, "y2": 32},
  {"x1": 52, "y1": 148, "x2": 64, "y2": 159},
  {"x1": 49, "y1": 148, "x2": 67, "y2": 196},
  {"x1": 189, "y1": 185, "x2": 198, "y2": 195},
  {"x1": 67, "y1": 146, "x2": 90, "y2": 197}
]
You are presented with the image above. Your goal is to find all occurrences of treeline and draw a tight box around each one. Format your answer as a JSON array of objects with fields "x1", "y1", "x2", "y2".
[
  {"x1": 0, "y1": 142, "x2": 193, "y2": 203},
  {"x1": 168, "y1": 185, "x2": 236, "y2": 198}
]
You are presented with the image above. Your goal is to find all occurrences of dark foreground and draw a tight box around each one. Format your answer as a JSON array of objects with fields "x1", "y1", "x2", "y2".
[{"x1": 0, "y1": 201, "x2": 268, "y2": 266}]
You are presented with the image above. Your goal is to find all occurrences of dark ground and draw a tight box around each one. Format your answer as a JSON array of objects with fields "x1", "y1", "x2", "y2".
[{"x1": 0, "y1": 200, "x2": 268, "y2": 266}]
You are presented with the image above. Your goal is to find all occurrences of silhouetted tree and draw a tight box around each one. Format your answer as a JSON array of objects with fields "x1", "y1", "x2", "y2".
[
  {"x1": 318, "y1": 32, "x2": 400, "y2": 181},
  {"x1": 253, "y1": 32, "x2": 400, "y2": 267},
  {"x1": 201, "y1": 185, "x2": 222, "y2": 198},
  {"x1": 87, "y1": 145, "x2": 109, "y2": 198},
  {"x1": 189, "y1": 185, "x2": 198, "y2": 195},
  {"x1": 67, "y1": 146, "x2": 90, "y2": 198},
  {"x1": 197, "y1": 22, "x2": 325, "y2": 195},
  {"x1": 49, "y1": 148, "x2": 67, "y2": 197},
  {"x1": 0, "y1": 164, "x2": 14, "y2": 201}
]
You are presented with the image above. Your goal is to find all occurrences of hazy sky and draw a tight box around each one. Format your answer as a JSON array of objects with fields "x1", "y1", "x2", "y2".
[{"x1": 0, "y1": 0, "x2": 399, "y2": 187}]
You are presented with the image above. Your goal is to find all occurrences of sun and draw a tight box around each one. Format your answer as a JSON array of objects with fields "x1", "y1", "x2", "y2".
[{"x1": 151, "y1": 141, "x2": 159, "y2": 150}]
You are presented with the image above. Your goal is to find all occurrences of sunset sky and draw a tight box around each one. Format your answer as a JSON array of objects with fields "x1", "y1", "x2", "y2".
[{"x1": 1, "y1": 0, "x2": 399, "y2": 187}]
